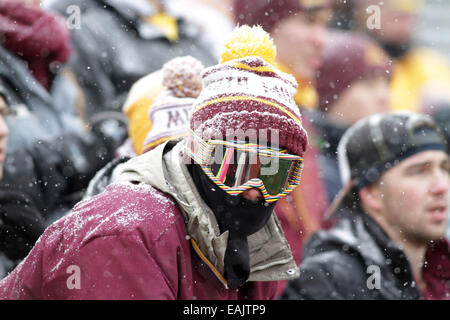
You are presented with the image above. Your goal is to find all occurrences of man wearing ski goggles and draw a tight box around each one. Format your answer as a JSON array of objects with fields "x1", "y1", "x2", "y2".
[
  {"x1": 186, "y1": 130, "x2": 304, "y2": 203},
  {"x1": 182, "y1": 25, "x2": 308, "y2": 288},
  {"x1": 183, "y1": 125, "x2": 306, "y2": 288}
]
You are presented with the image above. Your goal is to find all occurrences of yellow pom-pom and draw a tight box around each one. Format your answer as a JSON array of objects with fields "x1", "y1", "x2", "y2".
[{"x1": 219, "y1": 25, "x2": 277, "y2": 65}]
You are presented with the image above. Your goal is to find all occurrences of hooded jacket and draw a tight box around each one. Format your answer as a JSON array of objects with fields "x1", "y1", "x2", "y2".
[
  {"x1": 0, "y1": 139, "x2": 298, "y2": 299},
  {"x1": 282, "y1": 206, "x2": 450, "y2": 300},
  {"x1": 0, "y1": 43, "x2": 115, "y2": 220}
]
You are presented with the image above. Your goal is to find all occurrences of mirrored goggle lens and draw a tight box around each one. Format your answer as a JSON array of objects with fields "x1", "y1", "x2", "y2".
[{"x1": 209, "y1": 146, "x2": 300, "y2": 195}]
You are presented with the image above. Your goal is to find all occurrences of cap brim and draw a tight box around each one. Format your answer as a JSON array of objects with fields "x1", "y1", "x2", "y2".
[{"x1": 323, "y1": 180, "x2": 354, "y2": 221}]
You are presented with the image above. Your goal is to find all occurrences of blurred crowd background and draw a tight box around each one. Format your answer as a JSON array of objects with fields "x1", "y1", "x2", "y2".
[{"x1": 0, "y1": 0, "x2": 449, "y2": 299}]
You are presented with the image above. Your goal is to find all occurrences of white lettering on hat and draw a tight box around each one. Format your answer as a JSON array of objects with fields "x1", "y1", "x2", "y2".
[
  {"x1": 198, "y1": 69, "x2": 299, "y2": 116},
  {"x1": 144, "y1": 102, "x2": 192, "y2": 146}
]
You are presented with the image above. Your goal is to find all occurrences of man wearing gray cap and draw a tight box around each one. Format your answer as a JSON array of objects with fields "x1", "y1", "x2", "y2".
[{"x1": 283, "y1": 111, "x2": 450, "y2": 300}]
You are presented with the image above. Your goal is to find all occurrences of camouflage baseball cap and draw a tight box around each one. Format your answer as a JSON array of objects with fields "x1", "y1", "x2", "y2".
[{"x1": 325, "y1": 111, "x2": 447, "y2": 218}]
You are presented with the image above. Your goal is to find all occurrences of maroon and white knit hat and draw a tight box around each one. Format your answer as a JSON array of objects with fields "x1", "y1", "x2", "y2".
[
  {"x1": 190, "y1": 25, "x2": 308, "y2": 157},
  {"x1": 142, "y1": 56, "x2": 204, "y2": 153}
]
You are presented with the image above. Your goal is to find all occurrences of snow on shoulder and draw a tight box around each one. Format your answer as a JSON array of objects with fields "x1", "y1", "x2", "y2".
[
  {"x1": 68, "y1": 181, "x2": 176, "y2": 239},
  {"x1": 43, "y1": 182, "x2": 181, "y2": 275}
]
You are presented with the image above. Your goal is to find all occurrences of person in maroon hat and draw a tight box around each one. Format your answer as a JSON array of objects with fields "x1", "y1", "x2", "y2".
[
  {"x1": 305, "y1": 30, "x2": 392, "y2": 202},
  {"x1": 233, "y1": 1, "x2": 334, "y2": 296},
  {"x1": 233, "y1": 0, "x2": 333, "y2": 109},
  {"x1": 350, "y1": 0, "x2": 450, "y2": 113}
]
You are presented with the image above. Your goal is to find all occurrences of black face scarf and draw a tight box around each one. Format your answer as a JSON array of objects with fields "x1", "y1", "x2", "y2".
[{"x1": 187, "y1": 164, "x2": 275, "y2": 288}]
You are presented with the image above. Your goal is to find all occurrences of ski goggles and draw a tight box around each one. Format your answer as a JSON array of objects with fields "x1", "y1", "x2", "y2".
[{"x1": 185, "y1": 131, "x2": 304, "y2": 203}]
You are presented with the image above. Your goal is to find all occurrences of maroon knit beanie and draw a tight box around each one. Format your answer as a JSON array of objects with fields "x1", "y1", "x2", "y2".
[
  {"x1": 316, "y1": 31, "x2": 392, "y2": 112},
  {"x1": 233, "y1": 0, "x2": 331, "y2": 33},
  {"x1": 189, "y1": 25, "x2": 308, "y2": 157}
]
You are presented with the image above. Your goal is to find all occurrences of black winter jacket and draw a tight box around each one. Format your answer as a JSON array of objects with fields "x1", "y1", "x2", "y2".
[
  {"x1": 0, "y1": 44, "x2": 114, "y2": 220},
  {"x1": 0, "y1": 187, "x2": 45, "y2": 261},
  {"x1": 0, "y1": 187, "x2": 46, "y2": 279},
  {"x1": 282, "y1": 207, "x2": 423, "y2": 300}
]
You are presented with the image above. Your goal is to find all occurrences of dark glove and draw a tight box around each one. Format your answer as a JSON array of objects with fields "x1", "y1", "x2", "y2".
[
  {"x1": 0, "y1": 188, "x2": 46, "y2": 260},
  {"x1": 90, "y1": 110, "x2": 129, "y2": 155}
]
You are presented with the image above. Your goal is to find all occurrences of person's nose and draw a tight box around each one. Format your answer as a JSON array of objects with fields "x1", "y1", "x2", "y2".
[
  {"x1": 375, "y1": 81, "x2": 391, "y2": 111},
  {"x1": 430, "y1": 168, "x2": 450, "y2": 197},
  {"x1": 241, "y1": 188, "x2": 264, "y2": 202},
  {"x1": 311, "y1": 25, "x2": 327, "y2": 52},
  {"x1": 0, "y1": 117, "x2": 9, "y2": 140}
]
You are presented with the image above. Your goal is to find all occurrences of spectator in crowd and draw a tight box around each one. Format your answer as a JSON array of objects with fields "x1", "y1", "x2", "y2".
[
  {"x1": 233, "y1": 1, "x2": 332, "y2": 291},
  {"x1": 118, "y1": 53, "x2": 205, "y2": 158},
  {"x1": 307, "y1": 31, "x2": 392, "y2": 202},
  {"x1": 351, "y1": 0, "x2": 450, "y2": 113},
  {"x1": 234, "y1": 0, "x2": 333, "y2": 109},
  {"x1": 83, "y1": 55, "x2": 205, "y2": 199},
  {"x1": 45, "y1": 0, "x2": 216, "y2": 150},
  {"x1": 0, "y1": 0, "x2": 117, "y2": 224},
  {"x1": 0, "y1": 92, "x2": 46, "y2": 280},
  {"x1": 0, "y1": 25, "x2": 307, "y2": 299},
  {"x1": 283, "y1": 112, "x2": 450, "y2": 300}
]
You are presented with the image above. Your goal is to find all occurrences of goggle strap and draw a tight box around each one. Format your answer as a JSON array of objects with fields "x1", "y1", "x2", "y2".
[{"x1": 187, "y1": 131, "x2": 305, "y2": 201}]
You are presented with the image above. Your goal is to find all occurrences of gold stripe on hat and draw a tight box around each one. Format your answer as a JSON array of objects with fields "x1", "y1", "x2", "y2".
[
  {"x1": 142, "y1": 132, "x2": 189, "y2": 153},
  {"x1": 300, "y1": 0, "x2": 328, "y2": 9},
  {"x1": 232, "y1": 62, "x2": 279, "y2": 74},
  {"x1": 193, "y1": 96, "x2": 302, "y2": 126}
]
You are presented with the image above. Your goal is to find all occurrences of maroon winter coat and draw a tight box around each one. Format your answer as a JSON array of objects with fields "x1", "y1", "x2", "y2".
[{"x1": 0, "y1": 182, "x2": 278, "y2": 299}]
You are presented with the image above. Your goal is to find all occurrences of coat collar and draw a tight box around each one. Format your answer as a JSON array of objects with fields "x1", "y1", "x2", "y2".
[
  {"x1": 325, "y1": 208, "x2": 413, "y2": 268},
  {"x1": 315, "y1": 207, "x2": 423, "y2": 298}
]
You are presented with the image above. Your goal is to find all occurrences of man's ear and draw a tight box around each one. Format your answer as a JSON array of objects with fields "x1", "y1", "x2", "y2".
[{"x1": 359, "y1": 183, "x2": 383, "y2": 213}]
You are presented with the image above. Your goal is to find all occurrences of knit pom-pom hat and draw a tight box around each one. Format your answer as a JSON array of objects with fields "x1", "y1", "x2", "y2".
[
  {"x1": 190, "y1": 25, "x2": 308, "y2": 157},
  {"x1": 142, "y1": 56, "x2": 204, "y2": 153}
]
